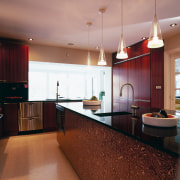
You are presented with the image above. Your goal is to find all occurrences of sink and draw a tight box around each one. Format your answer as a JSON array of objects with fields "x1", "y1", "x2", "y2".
[
  {"x1": 142, "y1": 113, "x2": 178, "y2": 127},
  {"x1": 94, "y1": 111, "x2": 131, "y2": 117}
]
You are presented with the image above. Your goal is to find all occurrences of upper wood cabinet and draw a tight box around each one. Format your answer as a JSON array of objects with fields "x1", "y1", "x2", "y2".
[
  {"x1": 0, "y1": 44, "x2": 28, "y2": 82},
  {"x1": 112, "y1": 39, "x2": 164, "y2": 109}
]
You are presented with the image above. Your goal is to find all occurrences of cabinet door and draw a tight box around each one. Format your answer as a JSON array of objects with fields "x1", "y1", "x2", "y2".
[
  {"x1": 8, "y1": 45, "x2": 28, "y2": 82},
  {"x1": 0, "y1": 104, "x2": 3, "y2": 137},
  {"x1": 150, "y1": 48, "x2": 164, "y2": 108},
  {"x1": 43, "y1": 102, "x2": 57, "y2": 131},
  {"x1": 0, "y1": 46, "x2": 9, "y2": 82},
  {"x1": 119, "y1": 61, "x2": 129, "y2": 109},
  {"x1": 3, "y1": 103, "x2": 18, "y2": 136},
  {"x1": 0, "y1": 44, "x2": 28, "y2": 82}
]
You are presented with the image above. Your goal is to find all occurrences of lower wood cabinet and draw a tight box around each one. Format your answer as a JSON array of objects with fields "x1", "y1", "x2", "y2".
[
  {"x1": 0, "y1": 104, "x2": 2, "y2": 137},
  {"x1": 43, "y1": 102, "x2": 57, "y2": 131},
  {"x1": 3, "y1": 103, "x2": 18, "y2": 136}
]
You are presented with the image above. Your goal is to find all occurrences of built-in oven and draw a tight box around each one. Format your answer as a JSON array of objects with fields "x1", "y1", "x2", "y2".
[
  {"x1": 18, "y1": 102, "x2": 43, "y2": 132},
  {"x1": 0, "y1": 82, "x2": 28, "y2": 103}
]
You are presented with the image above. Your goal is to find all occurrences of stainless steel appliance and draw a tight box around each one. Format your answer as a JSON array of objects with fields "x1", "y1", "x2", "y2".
[{"x1": 18, "y1": 102, "x2": 43, "y2": 132}]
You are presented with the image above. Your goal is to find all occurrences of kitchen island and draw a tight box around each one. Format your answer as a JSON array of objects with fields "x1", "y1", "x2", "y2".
[{"x1": 56, "y1": 101, "x2": 179, "y2": 180}]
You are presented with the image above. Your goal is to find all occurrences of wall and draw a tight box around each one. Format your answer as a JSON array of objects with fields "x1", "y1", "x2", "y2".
[
  {"x1": 29, "y1": 44, "x2": 112, "y2": 67},
  {"x1": 164, "y1": 33, "x2": 180, "y2": 110}
]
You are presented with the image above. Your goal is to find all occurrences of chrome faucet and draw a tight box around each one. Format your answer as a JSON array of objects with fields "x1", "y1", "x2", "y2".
[
  {"x1": 120, "y1": 83, "x2": 139, "y2": 115},
  {"x1": 56, "y1": 81, "x2": 60, "y2": 100}
]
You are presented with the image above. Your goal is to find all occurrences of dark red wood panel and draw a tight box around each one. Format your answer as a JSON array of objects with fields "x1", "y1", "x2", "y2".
[
  {"x1": 3, "y1": 103, "x2": 18, "y2": 136},
  {"x1": 0, "y1": 46, "x2": 9, "y2": 81},
  {"x1": 138, "y1": 55, "x2": 150, "y2": 100},
  {"x1": 112, "y1": 39, "x2": 164, "y2": 110},
  {"x1": 43, "y1": 102, "x2": 57, "y2": 131},
  {"x1": 128, "y1": 59, "x2": 137, "y2": 100},
  {"x1": 0, "y1": 44, "x2": 28, "y2": 82},
  {"x1": 150, "y1": 47, "x2": 164, "y2": 108}
]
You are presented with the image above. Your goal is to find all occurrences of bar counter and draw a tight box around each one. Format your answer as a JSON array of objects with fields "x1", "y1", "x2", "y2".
[{"x1": 56, "y1": 101, "x2": 179, "y2": 180}]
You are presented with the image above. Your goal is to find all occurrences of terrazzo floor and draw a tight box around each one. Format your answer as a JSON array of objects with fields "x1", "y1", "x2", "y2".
[{"x1": 0, "y1": 132, "x2": 80, "y2": 180}]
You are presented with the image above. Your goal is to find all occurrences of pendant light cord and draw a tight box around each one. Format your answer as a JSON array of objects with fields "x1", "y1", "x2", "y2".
[
  {"x1": 88, "y1": 25, "x2": 90, "y2": 53},
  {"x1": 101, "y1": 12, "x2": 103, "y2": 48},
  {"x1": 121, "y1": 0, "x2": 123, "y2": 36}
]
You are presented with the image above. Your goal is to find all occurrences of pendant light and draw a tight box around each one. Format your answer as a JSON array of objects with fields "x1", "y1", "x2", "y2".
[
  {"x1": 116, "y1": 0, "x2": 128, "y2": 59},
  {"x1": 147, "y1": 0, "x2": 164, "y2": 48},
  {"x1": 98, "y1": 8, "x2": 107, "y2": 66},
  {"x1": 87, "y1": 22, "x2": 92, "y2": 66}
]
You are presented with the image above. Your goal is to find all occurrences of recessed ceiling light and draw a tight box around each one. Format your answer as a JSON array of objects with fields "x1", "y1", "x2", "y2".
[
  {"x1": 28, "y1": 38, "x2": 33, "y2": 41},
  {"x1": 67, "y1": 43, "x2": 74, "y2": 46},
  {"x1": 141, "y1": 37, "x2": 147, "y2": 40},
  {"x1": 170, "y1": 23, "x2": 177, "y2": 27}
]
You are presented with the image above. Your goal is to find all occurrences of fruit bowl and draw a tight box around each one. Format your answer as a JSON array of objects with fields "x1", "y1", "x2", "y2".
[
  {"x1": 83, "y1": 100, "x2": 101, "y2": 106},
  {"x1": 142, "y1": 113, "x2": 178, "y2": 127}
]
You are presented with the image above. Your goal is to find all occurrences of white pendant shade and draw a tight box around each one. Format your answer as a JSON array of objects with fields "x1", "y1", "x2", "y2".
[
  {"x1": 116, "y1": 34, "x2": 128, "y2": 59},
  {"x1": 147, "y1": 0, "x2": 164, "y2": 48},
  {"x1": 116, "y1": 0, "x2": 128, "y2": 59},
  {"x1": 98, "y1": 47, "x2": 106, "y2": 65}
]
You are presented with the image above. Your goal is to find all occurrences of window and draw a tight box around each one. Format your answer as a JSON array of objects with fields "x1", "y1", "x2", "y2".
[
  {"x1": 175, "y1": 58, "x2": 180, "y2": 111},
  {"x1": 28, "y1": 61, "x2": 111, "y2": 101}
]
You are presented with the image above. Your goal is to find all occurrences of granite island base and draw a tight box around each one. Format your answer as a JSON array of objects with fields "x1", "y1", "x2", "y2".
[{"x1": 56, "y1": 103, "x2": 179, "y2": 180}]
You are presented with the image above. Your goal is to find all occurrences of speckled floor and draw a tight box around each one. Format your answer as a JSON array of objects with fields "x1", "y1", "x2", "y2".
[{"x1": 0, "y1": 132, "x2": 80, "y2": 180}]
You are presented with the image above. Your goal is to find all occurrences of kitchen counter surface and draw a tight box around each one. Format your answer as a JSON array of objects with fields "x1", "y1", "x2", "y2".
[
  {"x1": 2, "y1": 98, "x2": 83, "y2": 103},
  {"x1": 56, "y1": 101, "x2": 180, "y2": 156}
]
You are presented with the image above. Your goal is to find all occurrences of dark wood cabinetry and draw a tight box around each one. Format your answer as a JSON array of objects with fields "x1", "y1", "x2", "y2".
[
  {"x1": 3, "y1": 103, "x2": 18, "y2": 136},
  {"x1": 112, "y1": 39, "x2": 164, "y2": 109},
  {"x1": 0, "y1": 104, "x2": 3, "y2": 137},
  {"x1": 43, "y1": 102, "x2": 57, "y2": 131},
  {"x1": 150, "y1": 48, "x2": 164, "y2": 108},
  {"x1": 0, "y1": 44, "x2": 28, "y2": 82},
  {"x1": 0, "y1": 119, "x2": 2, "y2": 137}
]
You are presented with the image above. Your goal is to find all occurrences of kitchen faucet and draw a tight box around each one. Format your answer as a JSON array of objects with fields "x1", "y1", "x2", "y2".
[
  {"x1": 120, "y1": 83, "x2": 139, "y2": 115},
  {"x1": 56, "y1": 81, "x2": 60, "y2": 100}
]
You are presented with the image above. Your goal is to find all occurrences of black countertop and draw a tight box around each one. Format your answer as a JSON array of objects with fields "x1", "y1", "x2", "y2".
[
  {"x1": 2, "y1": 98, "x2": 83, "y2": 103},
  {"x1": 56, "y1": 101, "x2": 180, "y2": 157}
]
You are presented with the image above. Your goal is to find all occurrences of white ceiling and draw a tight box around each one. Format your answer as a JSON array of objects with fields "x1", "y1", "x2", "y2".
[{"x1": 0, "y1": 0, "x2": 180, "y2": 53}]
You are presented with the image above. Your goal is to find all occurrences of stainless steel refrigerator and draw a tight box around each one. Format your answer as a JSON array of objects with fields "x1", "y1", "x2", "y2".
[{"x1": 18, "y1": 102, "x2": 43, "y2": 132}]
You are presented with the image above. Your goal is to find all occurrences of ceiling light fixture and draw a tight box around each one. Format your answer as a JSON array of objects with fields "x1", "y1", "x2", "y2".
[
  {"x1": 98, "y1": 8, "x2": 107, "y2": 66},
  {"x1": 147, "y1": 0, "x2": 164, "y2": 48},
  {"x1": 170, "y1": 23, "x2": 177, "y2": 27},
  {"x1": 67, "y1": 43, "x2": 74, "y2": 46},
  {"x1": 141, "y1": 37, "x2": 147, "y2": 40},
  {"x1": 28, "y1": 38, "x2": 33, "y2": 41},
  {"x1": 116, "y1": 0, "x2": 128, "y2": 59},
  {"x1": 86, "y1": 22, "x2": 92, "y2": 66}
]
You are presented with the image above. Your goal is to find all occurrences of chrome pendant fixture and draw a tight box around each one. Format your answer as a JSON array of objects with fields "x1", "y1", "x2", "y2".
[
  {"x1": 86, "y1": 22, "x2": 92, "y2": 66},
  {"x1": 98, "y1": 8, "x2": 107, "y2": 66},
  {"x1": 147, "y1": 0, "x2": 164, "y2": 48},
  {"x1": 116, "y1": 0, "x2": 128, "y2": 59}
]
